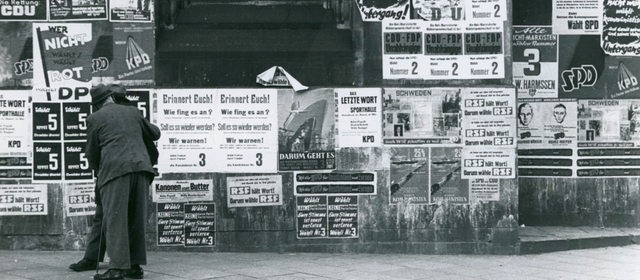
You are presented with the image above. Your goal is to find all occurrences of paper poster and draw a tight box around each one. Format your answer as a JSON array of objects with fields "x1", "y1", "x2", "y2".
[
  {"x1": 603, "y1": 58, "x2": 640, "y2": 99},
  {"x1": 32, "y1": 142, "x2": 62, "y2": 181},
  {"x1": 49, "y1": 0, "x2": 107, "y2": 21},
  {"x1": 389, "y1": 147, "x2": 429, "y2": 204},
  {"x1": 64, "y1": 181, "x2": 96, "y2": 217},
  {"x1": 278, "y1": 88, "x2": 336, "y2": 171},
  {"x1": 513, "y1": 26, "x2": 559, "y2": 99},
  {"x1": 461, "y1": 148, "x2": 515, "y2": 179},
  {"x1": 430, "y1": 147, "x2": 467, "y2": 204},
  {"x1": 466, "y1": 0, "x2": 507, "y2": 22},
  {"x1": 413, "y1": 0, "x2": 463, "y2": 22},
  {"x1": 382, "y1": 88, "x2": 462, "y2": 145},
  {"x1": 293, "y1": 171, "x2": 377, "y2": 196},
  {"x1": 552, "y1": 0, "x2": 601, "y2": 35},
  {"x1": 575, "y1": 99, "x2": 640, "y2": 177},
  {"x1": 0, "y1": 0, "x2": 46, "y2": 21},
  {"x1": 602, "y1": 1, "x2": 640, "y2": 56},
  {"x1": 296, "y1": 195, "x2": 358, "y2": 239},
  {"x1": 354, "y1": 0, "x2": 410, "y2": 22},
  {"x1": 0, "y1": 184, "x2": 47, "y2": 216},
  {"x1": 335, "y1": 88, "x2": 382, "y2": 148},
  {"x1": 0, "y1": 23, "x2": 33, "y2": 88},
  {"x1": 0, "y1": 91, "x2": 32, "y2": 179},
  {"x1": 152, "y1": 179, "x2": 213, "y2": 203},
  {"x1": 157, "y1": 89, "x2": 277, "y2": 173},
  {"x1": 32, "y1": 23, "x2": 94, "y2": 96},
  {"x1": 157, "y1": 203, "x2": 184, "y2": 246},
  {"x1": 226, "y1": 175, "x2": 282, "y2": 208},
  {"x1": 123, "y1": 89, "x2": 151, "y2": 121},
  {"x1": 112, "y1": 23, "x2": 154, "y2": 84},
  {"x1": 109, "y1": 0, "x2": 152, "y2": 22},
  {"x1": 381, "y1": 21, "x2": 424, "y2": 80},
  {"x1": 184, "y1": 203, "x2": 215, "y2": 247},
  {"x1": 215, "y1": 89, "x2": 278, "y2": 173},
  {"x1": 469, "y1": 178, "x2": 499, "y2": 201},
  {"x1": 461, "y1": 87, "x2": 516, "y2": 148},
  {"x1": 557, "y1": 35, "x2": 605, "y2": 99}
]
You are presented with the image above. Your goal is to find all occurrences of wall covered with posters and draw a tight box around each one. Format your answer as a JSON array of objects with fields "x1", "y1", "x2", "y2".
[{"x1": 0, "y1": 0, "x2": 637, "y2": 255}]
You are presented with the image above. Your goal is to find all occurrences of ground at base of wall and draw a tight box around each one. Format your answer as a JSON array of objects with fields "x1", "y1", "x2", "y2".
[{"x1": 518, "y1": 226, "x2": 640, "y2": 254}]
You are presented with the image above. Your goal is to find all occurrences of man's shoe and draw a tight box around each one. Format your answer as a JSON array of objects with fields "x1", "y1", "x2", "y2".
[
  {"x1": 124, "y1": 265, "x2": 144, "y2": 279},
  {"x1": 69, "y1": 258, "x2": 98, "y2": 272},
  {"x1": 94, "y1": 269, "x2": 124, "y2": 280}
]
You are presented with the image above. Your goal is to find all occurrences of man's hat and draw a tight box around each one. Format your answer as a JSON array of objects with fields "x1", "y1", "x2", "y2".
[{"x1": 90, "y1": 84, "x2": 112, "y2": 105}]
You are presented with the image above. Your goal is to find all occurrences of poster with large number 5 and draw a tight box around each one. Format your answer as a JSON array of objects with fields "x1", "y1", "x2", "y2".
[{"x1": 513, "y1": 26, "x2": 558, "y2": 99}]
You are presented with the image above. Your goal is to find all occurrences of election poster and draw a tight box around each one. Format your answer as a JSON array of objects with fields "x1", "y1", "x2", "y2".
[
  {"x1": 381, "y1": 20, "x2": 424, "y2": 80},
  {"x1": 557, "y1": 35, "x2": 606, "y2": 99},
  {"x1": 461, "y1": 148, "x2": 515, "y2": 179},
  {"x1": 430, "y1": 147, "x2": 467, "y2": 204},
  {"x1": 335, "y1": 88, "x2": 382, "y2": 148},
  {"x1": 157, "y1": 89, "x2": 278, "y2": 173},
  {"x1": 512, "y1": 26, "x2": 559, "y2": 99},
  {"x1": 296, "y1": 195, "x2": 358, "y2": 239},
  {"x1": 152, "y1": 179, "x2": 213, "y2": 203},
  {"x1": 466, "y1": 0, "x2": 507, "y2": 22},
  {"x1": 382, "y1": 88, "x2": 462, "y2": 145},
  {"x1": 389, "y1": 147, "x2": 429, "y2": 204},
  {"x1": 112, "y1": 23, "x2": 154, "y2": 85},
  {"x1": 517, "y1": 100, "x2": 577, "y2": 178},
  {"x1": 215, "y1": 89, "x2": 278, "y2": 173},
  {"x1": 293, "y1": 171, "x2": 377, "y2": 196},
  {"x1": 464, "y1": 21, "x2": 505, "y2": 79},
  {"x1": 32, "y1": 23, "x2": 94, "y2": 95},
  {"x1": 354, "y1": 0, "x2": 410, "y2": 22},
  {"x1": 576, "y1": 99, "x2": 640, "y2": 177},
  {"x1": 602, "y1": 0, "x2": 640, "y2": 56},
  {"x1": 413, "y1": 0, "x2": 463, "y2": 22},
  {"x1": 63, "y1": 181, "x2": 95, "y2": 217},
  {"x1": 49, "y1": 0, "x2": 107, "y2": 21},
  {"x1": 601, "y1": 57, "x2": 640, "y2": 99},
  {"x1": 278, "y1": 88, "x2": 336, "y2": 171},
  {"x1": 469, "y1": 178, "x2": 499, "y2": 202},
  {"x1": 157, "y1": 202, "x2": 184, "y2": 246},
  {"x1": 156, "y1": 89, "x2": 216, "y2": 173},
  {"x1": 109, "y1": 0, "x2": 152, "y2": 22},
  {"x1": 0, "y1": 184, "x2": 47, "y2": 216},
  {"x1": 552, "y1": 0, "x2": 601, "y2": 35},
  {"x1": 226, "y1": 175, "x2": 282, "y2": 208},
  {"x1": 461, "y1": 87, "x2": 516, "y2": 148},
  {"x1": 0, "y1": 0, "x2": 46, "y2": 21},
  {"x1": 32, "y1": 142, "x2": 62, "y2": 181},
  {"x1": 0, "y1": 23, "x2": 33, "y2": 88},
  {"x1": 122, "y1": 89, "x2": 150, "y2": 121},
  {"x1": 184, "y1": 203, "x2": 215, "y2": 247},
  {"x1": 0, "y1": 91, "x2": 32, "y2": 179}
]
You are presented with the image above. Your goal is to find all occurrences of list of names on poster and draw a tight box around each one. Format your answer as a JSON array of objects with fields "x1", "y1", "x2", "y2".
[{"x1": 0, "y1": 91, "x2": 32, "y2": 179}]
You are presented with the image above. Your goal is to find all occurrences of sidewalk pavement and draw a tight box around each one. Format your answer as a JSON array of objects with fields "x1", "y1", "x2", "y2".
[{"x1": 1, "y1": 245, "x2": 639, "y2": 280}]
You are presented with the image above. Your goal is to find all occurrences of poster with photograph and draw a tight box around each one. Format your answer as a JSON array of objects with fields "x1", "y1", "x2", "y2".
[
  {"x1": 354, "y1": 0, "x2": 410, "y2": 22},
  {"x1": 49, "y1": 0, "x2": 107, "y2": 21},
  {"x1": 0, "y1": 23, "x2": 33, "y2": 88},
  {"x1": 294, "y1": 171, "x2": 377, "y2": 196},
  {"x1": 0, "y1": 184, "x2": 47, "y2": 216},
  {"x1": 430, "y1": 146, "x2": 467, "y2": 204},
  {"x1": 513, "y1": 26, "x2": 559, "y2": 99},
  {"x1": 335, "y1": 88, "x2": 382, "y2": 148},
  {"x1": 227, "y1": 175, "x2": 282, "y2": 208},
  {"x1": 112, "y1": 23, "x2": 154, "y2": 85},
  {"x1": 552, "y1": 0, "x2": 601, "y2": 35},
  {"x1": 64, "y1": 181, "x2": 95, "y2": 217},
  {"x1": 152, "y1": 179, "x2": 213, "y2": 203},
  {"x1": 157, "y1": 202, "x2": 184, "y2": 246},
  {"x1": 109, "y1": 0, "x2": 152, "y2": 22},
  {"x1": 0, "y1": 0, "x2": 46, "y2": 21},
  {"x1": 32, "y1": 23, "x2": 94, "y2": 95},
  {"x1": 0, "y1": 91, "x2": 32, "y2": 179},
  {"x1": 383, "y1": 88, "x2": 462, "y2": 145},
  {"x1": 602, "y1": 0, "x2": 640, "y2": 56},
  {"x1": 278, "y1": 88, "x2": 336, "y2": 171},
  {"x1": 389, "y1": 147, "x2": 429, "y2": 204},
  {"x1": 576, "y1": 99, "x2": 640, "y2": 177},
  {"x1": 461, "y1": 87, "x2": 516, "y2": 148},
  {"x1": 469, "y1": 178, "x2": 499, "y2": 202}
]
